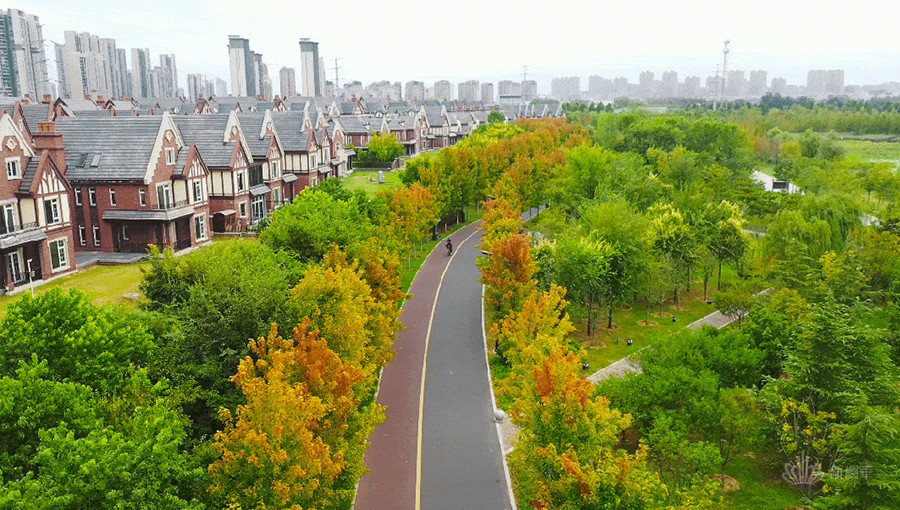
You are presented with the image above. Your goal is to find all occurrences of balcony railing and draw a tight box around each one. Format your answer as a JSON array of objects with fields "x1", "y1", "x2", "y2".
[
  {"x1": 157, "y1": 200, "x2": 188, "y2": 210},
  {"x1": 0, "y1": 221, "x2": 38, "y2": 237}
]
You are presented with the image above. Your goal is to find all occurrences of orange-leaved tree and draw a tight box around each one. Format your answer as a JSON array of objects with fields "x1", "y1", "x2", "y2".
[
  {"x1": 210, "y1": 320, "x2": 380, "y2": 509},
  {"x1": 509, "y1": 347, "x2": 665, "y2": 509}
]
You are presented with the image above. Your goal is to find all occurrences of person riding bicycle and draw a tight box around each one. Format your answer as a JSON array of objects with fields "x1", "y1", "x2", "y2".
[{"x1": 445, "y1": 238, "x2": 453, "y2": 255}]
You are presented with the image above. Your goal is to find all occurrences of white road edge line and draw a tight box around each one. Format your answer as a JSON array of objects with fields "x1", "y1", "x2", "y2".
[{"x1": 482, "y1": 283, "x2": 518, "y2": 510}]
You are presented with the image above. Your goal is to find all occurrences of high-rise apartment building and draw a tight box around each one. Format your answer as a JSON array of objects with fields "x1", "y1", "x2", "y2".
[
  {"x1": 660, "y1": 71, "x2": 678, "y2": 98},
  {"x1": 457, "y1": 80, "x2": 479, "y2": 102},
  {"x1": 749, "y1": 70, "x2": 768, "y2": 96},
  {"x1": 588, "y1": 76, "x2": 612, "y2": 100},
  {"x1": 279, "y1": 67, "x2": 296, "y2": 98},
  {"x1": 228, "y1": 35, "x2": 255, "y2": 97},
  {"x1": 130, "y1": 47, "x2": 153, "y2": 98},
  {"x1": 56, "y1": 31, "x2": 127, "y2": 99},
  {"x1": 521, "y1": 80, "x2": 537, "y2": 101},
  {"x1": 433, "y1": 80, "x2": 453, "y2": 101},
  {"x1": 187, "y1": 73, "x2": 206, "y2": 101},
  {"x1": 213, "y1": 77, "x2": 228, "y2": 97},
  {"x1": 299, "y1": 38, "x2": 322, "y2": 97},
  {"x1": 405, "y1": 80, "x2": 425, "y2": 101},
  {"x1": 0, "y1": 9, "x2": 49, "y2": 97},
  {"x1": 550, "y1": 77, "x2": 580, "y2": 101},
  {"x1": 681, "y1": 76, "x2": 702, "y2": 98},
  {"x1": 481, "y1": 82, "x2": 494, "y2": 104},
  {"x1": 807, "y1": 69, "x2": 844, "y2": 97},
  {"x1": 638, "y1": 71, "x2": 655, "y2": 99},
  {"x1": 159, "y1": 54, "x2": 178, "y2": 98},
  {"x1": 725, "y1": 70, "x2": 746, "y2": 97},
  {"x1": 770, "y1": 77, "x2": 787, "y2": 95}
]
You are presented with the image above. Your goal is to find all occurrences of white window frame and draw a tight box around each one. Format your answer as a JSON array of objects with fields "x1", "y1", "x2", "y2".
[
  {"x1": 74, "y1": 187, "x2": 82, "y2": 206},
  {"x1": 273, "y1": 187, "x2": 282, "y2": 207},
  {"x1": 194, "y1": 214, "x2": 207, "y2": 240},
  {"x1": 43, "y1": 197, "x2": 61, "y2": 225},
  {"x1": 239, "y1": 202, "x2": 247, "y2": 218},
  {"x1": 165, "y1": 147, "x2": 176, "y2": 165},
  {"x1": 49, "y1": 238, "x2": 69, "y2": 272},
  {"x1": 78, "y1": 225, "x2": 86, "y2": 246},
  {"x1": 156, "y1": 183, "x2": 173, "y2": 209},
  {"x1": 192, "y1": 180, "x2": 203, "y2": 203},
  {"x1": 109, "y1": 189, "x2": 117, "y2": 206},
  {"x1": 5, "y1": 157, "x2": 21, "y2": 179},
  {"x1": 7, "y1": 249, "x2": 24, "y2": 283},
  {"x1": 2, "y1": 204, "x2": 17, "y2": 232},
  {"x1": 139, "y1": 188, "x2": 147, "y2": 206},
  {"x1": 88, "y1": 187, "x2": 97, "y2": 206},
  {"x1": 236, "y1": 171, "x2": 246, "y2": 192},
  {"x1": 121, "y1": 224, "x2": 129, "y2": 241},
  {"x1": 92, "y1": 225, "x2": 101, "y2": 246},
  {"x1": 271, "y1": 160, "x2": 280, "y2": 178}
]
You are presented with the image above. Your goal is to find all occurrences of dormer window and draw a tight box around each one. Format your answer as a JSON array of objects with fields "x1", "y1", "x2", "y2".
[
  {"x1": 166, "y1": 148, "x2": 176, "y2": 165},
  {"x1": 5, "y1": 157, "x2": 20, "y2": 179}
]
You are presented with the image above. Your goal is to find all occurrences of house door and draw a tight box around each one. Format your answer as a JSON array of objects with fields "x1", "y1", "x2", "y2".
[{"x1": 7, "y1": 249, "x2": 24, "y2": 284}]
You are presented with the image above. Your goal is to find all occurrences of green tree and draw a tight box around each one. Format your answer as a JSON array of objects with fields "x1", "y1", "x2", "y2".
[
  {"x1": 0, "y1": 289, "x2": 156, "y2": 395},
  {"x1": 366, "y1": 132, "x2": 403, "y2": 163},
  {"x1": 487, "y1": 110, "x2": 506, "y2": 124},
  {"x1": 260, "y1": 189, "x2": 373, "y2": 261}
]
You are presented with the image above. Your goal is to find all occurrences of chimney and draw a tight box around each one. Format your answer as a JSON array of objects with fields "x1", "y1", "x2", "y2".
[
  {"x1": 42, "y1": 94, "x2": 52, "y2": 104},
  {"x1": 32, "y1": 122, "x2": 67, "y2": 174}
]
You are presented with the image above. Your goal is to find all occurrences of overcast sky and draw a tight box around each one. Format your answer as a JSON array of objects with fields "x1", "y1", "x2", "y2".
[{"x1": 8, "y1": 0, "x2": 900, "y2": 95}]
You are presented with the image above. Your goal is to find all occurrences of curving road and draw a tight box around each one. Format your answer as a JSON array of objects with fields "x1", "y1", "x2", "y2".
[{"x1": 356, "y1": 221, "x2": 511, "y2": 509}]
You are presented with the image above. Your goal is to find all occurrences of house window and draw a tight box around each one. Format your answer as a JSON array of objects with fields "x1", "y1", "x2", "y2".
[
  {"x1": 251, "y1": 194, "x2": 266, "y2": 224},
  {"x1": 109, "y1": 189, "x2": 117, "y2": 206},
  {"x1": 311, "y1": 177, "x2": 319, "y2": 187},
  {"x1": 194, "y1": 215, "x2": 207, "y2": 240},
  {"x1": 273, "y1": 187, "x2": 282, "y2": 207},
  {"x1": 5, "y1": 158, "x2": 20, "y2": 179},
  {"x1": 157, "y1": 183, "x2": 172, "y2": 209},
  {"x1": 43, "y1": 198, "x2": 62, "y2": 225},
  {"x1": 7, "y1": 250, "x2": 24, "y2": 283},
  {"x1": 2, "y1": 204, "x2": 16, "y2": 233},
  {"x1": 236, "y1": 172, "x2": 246, "y2": 192},
  {"x1": 78, "y1": 226, "x2": 86, "y2": 246},
  {"x1": 311, "y1": 155, "x2": 317, "y2": 168},
  {"x1": 272, "y1": 160, "x2": 280, "y2": 178},
  {"x1": 139, "y1": 188, "x2": 147, "y2": 206},
  {"x1": 121, "y1": 224, "x2": 129, "y2": 240},
  {"x1": 88, "y1": 187, "x2": 97, "y2": 206},
  {"x1": 239, "y1": 202, "x2": 247, "y2": 218},
  {"x1": 166, "y1": 147, "x2": 175, "y2": 165},
  {"x1": 92, "y1": 225, "x2": 101, "y2": 246},
  {"x1": 50, "y1": 238, "x2": 69, "y2": 271},
  {"x1": 74, "y1": 187, "x2": 82, "y2": 206},
  {"x1": 192, "y1": 180, "x2": 203, "y2": 203}
]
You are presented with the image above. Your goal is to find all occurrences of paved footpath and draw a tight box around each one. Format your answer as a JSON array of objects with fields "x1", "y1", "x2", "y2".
[{"x1": 357, "y1": 220, "x2": 511, "y2": 510}]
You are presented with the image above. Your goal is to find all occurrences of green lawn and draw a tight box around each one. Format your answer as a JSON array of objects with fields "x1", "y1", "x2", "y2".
[
  {"x1": 0, "y1": 263, "x2": 146, "y2": 318},
  {"x1": 344, "y1": 169, "x2": 403, "y2": 195},
  {"x1": 577, "y1": 288, "x2": 719, "y2": 371},
  {"x1": 723, "y1": 453, "x2": 804, "y2": 510},
  {"x1": 840, "y1": 139, "x2": 900, "y2": 163}
]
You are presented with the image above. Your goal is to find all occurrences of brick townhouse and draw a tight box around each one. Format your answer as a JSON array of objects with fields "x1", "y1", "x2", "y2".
[
  {"x1": 0, "y1": 110, "x2": 77, "y2": 292},
  {"x1": 55, "y1": 112, "x2": 211, "y2": 254}
]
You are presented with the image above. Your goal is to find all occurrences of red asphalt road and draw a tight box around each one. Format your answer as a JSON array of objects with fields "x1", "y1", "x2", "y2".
[{"x1": 356, "y1": 220, "x2": 483, "y2": 510}]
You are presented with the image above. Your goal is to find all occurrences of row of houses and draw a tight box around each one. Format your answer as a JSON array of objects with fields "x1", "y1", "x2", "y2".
[{"x1": 0, "y1": 95, "x2": 563, "y2": 294}]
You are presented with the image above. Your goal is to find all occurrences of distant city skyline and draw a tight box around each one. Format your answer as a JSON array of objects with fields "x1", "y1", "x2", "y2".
[{"x1": 4, "y1": 0, "x2": 899, "y2": 98}]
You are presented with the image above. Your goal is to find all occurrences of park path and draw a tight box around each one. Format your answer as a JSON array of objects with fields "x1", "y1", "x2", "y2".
[
  {"x1": 356, "y1": 219, "x2": 510, "y2": 510},
  {"x1": 587, "y1": 300, "x2": 759, "y2": 384}
]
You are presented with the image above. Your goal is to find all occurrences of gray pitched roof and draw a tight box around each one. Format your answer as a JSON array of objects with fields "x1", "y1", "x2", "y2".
[
  {"x1": 61, "y1": 98, "x2": 101, "y2": 111},
  {"x1": 271, "y1": 111, "x2": 312, "y2": 152},
  {"x1": 424, "y1": 107, "x2": 445, "y2": 127},
  {"x1": 18, "y1": 156, "x2": 40, "y2": 194},
  {"x1": 21, "y1": 103, "x2": 51, "y2": 133},
  {"x1": 334, "y1": 115, "x2": 370, "y2": 134},
  {"x1": 55, "y1": 116, "x2": 164, "y2": 181},
  {"x1": 172, "y1": 115, "x2": 235, "y2": 167},
  {"x1": 236, "y1": 112, "x2": 270, "y2": 156}
]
